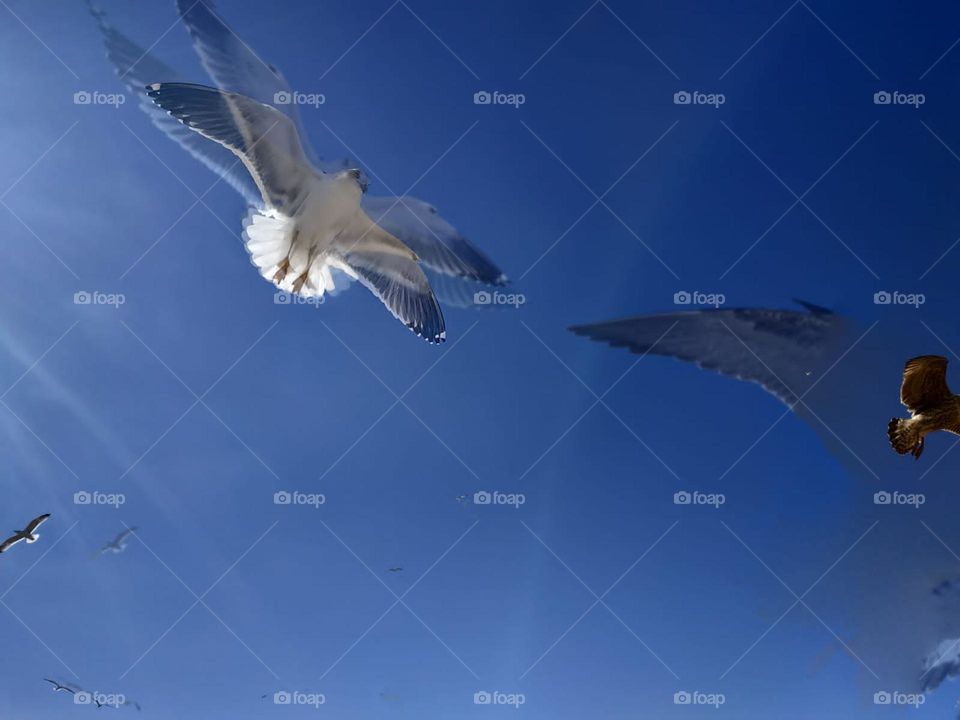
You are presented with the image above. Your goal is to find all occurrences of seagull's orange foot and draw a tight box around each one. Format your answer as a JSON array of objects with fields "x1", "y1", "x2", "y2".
[
  {"x1": 291, "y1": 272, "x2": 309, "y2": 294},
  {"x1": 273, "y1": 258, "x2": 291, "y2": 285}
]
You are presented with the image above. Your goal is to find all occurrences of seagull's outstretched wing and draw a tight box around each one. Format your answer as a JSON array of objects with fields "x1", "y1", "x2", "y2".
[
  {"x1": 115, "y1": 526, "x2": 137, "y2": 544},
  {"x1": 25, "y1": 514, "x2": 50, "y2": 535},
  {"x1": 570, "y1": 303, "x2": 849, "y2": 407},
  {"x1": 147, "y1": 83, "x2": 312, "y2": 214},
  {"x1": 175, "y1": 0, "x2": 509, "y2": 289},
  {"x1": 175, "y1": 0, "x2": 332, "y2": 169},
  {"x1": 84, "y1": 1, "x2": 261, "y2": 207},
  {"x1": 332, "y1": 213, "x2": 446, "y2": 344},
  {"x1": 361, "y1": 196, "x2": 508, "y2": 286},
  {"x1": 0, "y1": 533, "x2": 23, "y2": 553}
]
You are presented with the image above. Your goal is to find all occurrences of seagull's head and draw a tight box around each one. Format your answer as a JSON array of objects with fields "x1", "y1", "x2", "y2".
[{"x1": 338, "y1": 168, "x2": 368, "y2": 194}]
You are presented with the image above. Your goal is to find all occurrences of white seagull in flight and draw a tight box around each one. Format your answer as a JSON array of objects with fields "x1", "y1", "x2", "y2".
[
  {"x1": 85, "y1": 0, "x2": 510, "y2": 339},
  {"x1": 147, "y1": 81, "x2": 446, "y2": 342},
  {"x1": 0, "y1": 513, "x2": 50, "y2": 554},
  {"x1": 97, "y1": 526, "x2": 138, "y2": 556}
]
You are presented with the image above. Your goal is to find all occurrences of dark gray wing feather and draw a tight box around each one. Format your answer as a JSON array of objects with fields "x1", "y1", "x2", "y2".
[
  {"x1": 85, "y1": 1, "x2": 261, "y2": 206},
  {"x1": 147, "y1": 83, "x2": 312, "y2": 213},
  {"x1": 175, "y1": 0, "x2": 328, "y2": 167},
  {"x1": 570, "y1": 306, "x2": 849, "y2": 407}
]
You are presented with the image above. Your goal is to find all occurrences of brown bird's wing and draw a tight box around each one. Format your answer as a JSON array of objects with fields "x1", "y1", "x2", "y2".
[{"x1": 900, "y1": 355, "x2": 952, "y2": 413}]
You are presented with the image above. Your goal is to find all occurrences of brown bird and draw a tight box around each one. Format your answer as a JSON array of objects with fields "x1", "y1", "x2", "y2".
[{"x1": 888, "y1": 356, "x2": 960, "y2": 459}]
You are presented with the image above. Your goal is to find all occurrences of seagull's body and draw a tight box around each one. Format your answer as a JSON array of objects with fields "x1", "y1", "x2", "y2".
[
  {"x1": 887, "y1": 355, "x2": 960, "y2": 459},
  {"x1": 387, "y1": 567, "x2": 403, "y2": 573},
  {"x1": 147, "y1": 82, "x2": 445, "y2": 343},
  {"x1": 98, "y1": 526, "x2": 138, "y2": 555},
  {"x1": 0, "y1": 513, "x2": 50, "y2": 553}
]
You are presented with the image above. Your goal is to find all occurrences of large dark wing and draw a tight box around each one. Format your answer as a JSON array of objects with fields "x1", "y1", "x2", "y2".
[
  {"x1": 25, "y1": 513, "x2": 50, "y2": 534},
  {"x1": 84, "y1": 1, "x2": 261, "y2": 207},
  {"x1": 900, "y1": 355, "x2": 951, "y2": 413},
  {"x1": 570, "y1": 306, "x2": 849, "y2": 408}
]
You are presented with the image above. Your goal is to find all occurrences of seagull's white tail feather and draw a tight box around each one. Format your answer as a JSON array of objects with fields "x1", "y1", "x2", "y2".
[
  {"x1": 26, "y1": 534, "x2": 38, "y2": 543},
  {"x1": 242, "y1": 209, "x2": 353, "y2": 299}
]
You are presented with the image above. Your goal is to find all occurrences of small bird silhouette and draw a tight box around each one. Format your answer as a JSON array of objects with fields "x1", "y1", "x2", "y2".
[
  {"x1": 888, "y1": 356, "x2": 960, "y2": 459},
  {"x1": 43, "y1": 678, "x2": 75, "y2": 694},
  {"x1": 386, "y1": 567, "x2": 403, "y2": 573},
  {"x1": 0, "y1": 514, "x2": 50, "y2": 553},
  {"x1": 96, "y1": 526, "x2": 138, "y2": 556}
]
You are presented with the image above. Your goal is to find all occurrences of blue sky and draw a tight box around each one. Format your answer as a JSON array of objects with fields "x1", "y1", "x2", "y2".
[{"x1": 3, "y1": 0, "x2": 960, "y2": 717}]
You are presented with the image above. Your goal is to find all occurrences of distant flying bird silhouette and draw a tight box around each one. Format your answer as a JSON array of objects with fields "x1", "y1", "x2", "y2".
[
  {"x1": 0, "y1": 514, "x2": 50, "y2": 553},
  {"x1": 387, "y1": 567, "x2": 404, "y2": 573},
  {"x1": 887, "y1": 356, "x2": 960, "y2": 459},
  {"x1": 43, "y1": 678, "x2": 75, "y2": 694},
  {"x1": 97, "y1": 526, "x2": 138, "y2": 556}
]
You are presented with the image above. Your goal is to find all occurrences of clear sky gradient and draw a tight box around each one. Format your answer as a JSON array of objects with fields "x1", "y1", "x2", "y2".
[{"x1": 2, "y1": 1, "x2": 960, "y2": 718}]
